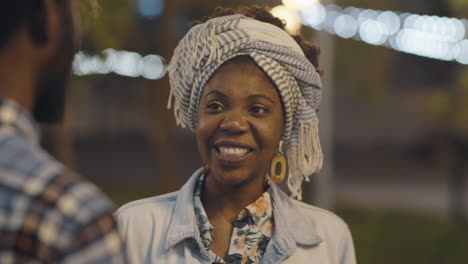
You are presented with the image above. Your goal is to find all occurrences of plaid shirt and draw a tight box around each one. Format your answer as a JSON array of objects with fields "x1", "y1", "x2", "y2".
[{"x1": 0, "y1": 98, "x2": 125, "y2": 263}]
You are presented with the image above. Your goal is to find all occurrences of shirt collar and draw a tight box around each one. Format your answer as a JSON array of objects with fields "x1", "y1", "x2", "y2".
[
  {"x1": 165, "y1": 168, "x2": 323, "y2": 252},
  {"x1": 194, "y1": 173, "x2": 273, "y2": 226},
  {"x1": 0, "y1": 98, "x2": 40, "y2": 144},
  {"x1": 240, "y1": 189, "x2": 272, "y2": 226},
  {"x1": 192, "y1": 173, "x2": 273, "y2": 248}
]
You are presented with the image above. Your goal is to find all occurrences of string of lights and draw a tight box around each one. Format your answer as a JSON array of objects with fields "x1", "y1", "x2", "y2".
[
  {"x1": 73, "y1": 49, "x2": 167, "y2": 80},
  {"x1": 74, "y1": 2, "x2": 466, "y2": 79},
  {"x1": 273, "y1": 0, "x2": 468, "y2": 64}
]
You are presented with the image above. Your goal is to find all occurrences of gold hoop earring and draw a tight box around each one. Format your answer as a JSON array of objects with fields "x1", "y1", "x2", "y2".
[{"x1": 270, "y1": 141, "x2": 288, "y2": 184}]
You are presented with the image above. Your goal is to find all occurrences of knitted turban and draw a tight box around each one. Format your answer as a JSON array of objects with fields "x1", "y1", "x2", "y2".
[{"x1": 167, "y1": 14, "x2": 323, "y2": 199}]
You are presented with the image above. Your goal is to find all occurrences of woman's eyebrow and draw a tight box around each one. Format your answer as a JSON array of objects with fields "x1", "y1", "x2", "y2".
[
  {"x1": 205, "y1": 91, "x2": 275, "y2": 104},
  {"x1": 205, "y1": 90, "x2": 227, "y2": 98},
  {"x1": 248, "y1": 94, "x2": 276, "y2": 104}
]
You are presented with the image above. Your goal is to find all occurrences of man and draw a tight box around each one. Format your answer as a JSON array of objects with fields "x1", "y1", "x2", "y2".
[{"x1": 0, "y1": 0, "x2": 124, "y2": 263}]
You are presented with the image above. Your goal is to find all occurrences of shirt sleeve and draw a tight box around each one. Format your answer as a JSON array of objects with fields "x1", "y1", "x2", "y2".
[
  {"x1": 60, "y1": 213, "x2": 125, "y2": 263},
  {"x1": 36, "y1": 176, "x2": 126, "y2": 263},
  {"x1": 339, "y1": 226, "x2": 356, "y2": 264}
]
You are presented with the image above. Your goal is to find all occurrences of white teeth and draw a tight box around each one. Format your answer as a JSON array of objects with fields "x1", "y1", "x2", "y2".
[{"x1": 219, "y1": 146, "x2": 249, "y2": 156}]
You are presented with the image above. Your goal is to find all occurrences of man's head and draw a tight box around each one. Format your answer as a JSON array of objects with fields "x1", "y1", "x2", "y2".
[{"x1": 0, "y1": 0, "x2": 81, "y2": 123}]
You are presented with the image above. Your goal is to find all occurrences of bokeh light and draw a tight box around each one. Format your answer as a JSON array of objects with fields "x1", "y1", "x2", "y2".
[
  {"x1": 455, "y1": 39, "x2": 468, "y2": 64},
  {"x1": 73, "y1": 49, "x2": 167, "y2": 79},
  {"x1": 138, "y1": 0, "x2": 164, "y2": 19},
  {"x1": 139, "y1": 55, "x2": 167, "y2": 80},
  {"x1": 296, "y1": 3, "x2": 468, "y2": 64},
  {"x1": 359, "y1": 19, "x2": 387, "y2": 45},
  {"x1": 271, "y1": 5, "x2": 302, "y2": 34},
  {"x1": 299, "y1": 3, "x2": 326, "y2": 30},
  {"x1": 113, "y1": 51, "x2": 142, "y2": 78},
  {"x1": 282, "y1": 0, "x2": 319, "y2": 11},
  {"x1": 378, "y1": 11, "x2": 400, "y2": 35},
  {"x1": 334, "y1": 15, "x2": 358, "y2": 39}
]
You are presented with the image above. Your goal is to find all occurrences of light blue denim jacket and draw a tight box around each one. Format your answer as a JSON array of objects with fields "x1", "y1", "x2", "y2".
[{"x1": 116, "y1": 168, "x2": 356, "y2": 264}]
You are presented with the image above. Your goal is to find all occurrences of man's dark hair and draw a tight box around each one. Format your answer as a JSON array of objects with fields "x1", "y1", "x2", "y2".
[{"x1": 0, "y1": 1, "x2": 60, "y2": 49}]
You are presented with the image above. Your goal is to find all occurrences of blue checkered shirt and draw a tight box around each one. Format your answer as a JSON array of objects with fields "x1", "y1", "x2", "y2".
[{"x1": 0, "y1": 98, "x2": 125, "y2": 263}]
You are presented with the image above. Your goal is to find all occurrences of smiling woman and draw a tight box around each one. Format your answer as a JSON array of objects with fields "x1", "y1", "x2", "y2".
[
  {"x1": 197, "y1": 56, "x2": 284, "y2": 190},
  {"x1": 115, "y1": 6, "x2": 356, "y2": 264}
]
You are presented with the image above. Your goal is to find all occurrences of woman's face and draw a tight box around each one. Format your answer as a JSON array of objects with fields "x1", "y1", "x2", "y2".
[{"x1": 196, "y1": 57, "x2": 284, "y2": 188}]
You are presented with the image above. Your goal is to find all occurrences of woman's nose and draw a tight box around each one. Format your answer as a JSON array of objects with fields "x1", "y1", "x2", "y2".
[{"x1": 220, "y1": 111, "x2": 249, "y2": 133}]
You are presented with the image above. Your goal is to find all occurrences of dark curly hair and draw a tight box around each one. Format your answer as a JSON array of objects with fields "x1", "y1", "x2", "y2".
[{"x1": 191, "y1": 6, "x2": 322, "y2": 75}]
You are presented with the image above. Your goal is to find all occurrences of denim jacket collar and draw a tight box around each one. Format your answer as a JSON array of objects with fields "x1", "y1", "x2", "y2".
[
  {"x1": 165, "y1": 167, "x2": 204, "y2": 251},
  {"x1": 267, "y1": 177, "x2": 323, "y2": 256},
  {"x1": 165, "y1": 168, "x2": 323, "y2": 253}
]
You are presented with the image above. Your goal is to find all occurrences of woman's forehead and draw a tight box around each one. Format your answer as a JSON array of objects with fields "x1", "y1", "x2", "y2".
[{"x1": 204, "y1": 57, "x2": 278, "y2": 97}]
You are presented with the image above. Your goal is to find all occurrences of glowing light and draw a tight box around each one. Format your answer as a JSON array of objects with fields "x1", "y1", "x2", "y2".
[
  {"x1": 452, "y1": 18, "x2": 465, "y2": 41},
  {"x1": 139, "y1": 55, "x2": 167, "y2": 80},
  {"x1": 344, "y1": 6, "x2": 361, "y2": 19},
  {"x1": 377, "y1": 11, "x2": 400, "y2": 35},
  {"x1": 326, "y1": 4, "x2": 343, "y2": 13},
  {"x1": 357, "y1": 9, "x2": 379, "y2": 26},
  {"x1": 113, "y1": 51, "x2": 141, "y2": 77},
  {"x1": 296, "y1": 3, "x2": 468, "y2": 64},
  {"x1": 334, "y1": 15, "x2": 358, "y2": 39},
  {"x1": 299, "y1": 3, "x2": 326, "y2": 29},
  {"x1": 271, "y1": 5, "x2": 302, "y2": 34},
  {"x1": 403, "y1": 14, "x2": 419, "y2": 30},
  {"x1": 395, "y1": 29, "x2": 460, "y2": 61},
  {"x1": 282, "y1": 0, "x2": 319, "y2": 10},
  {"x1": 388, "y1": 34, "x2": 400, "y2": 50},
  {"x1": 138, "y1": 0, "x2": 164, "y2": 19},
  {"x1": 359, "y1": 19, "x2": 387, "y2": 45},
  {"x1": 456, "y1": 39, "x2": 468, "y2": 64},
  {"x1": 322, "y1": 10, "x2": 341, "y2": 34},
  {"x1": 73, "y1": 49, "x2": 167, "y2": 80}
]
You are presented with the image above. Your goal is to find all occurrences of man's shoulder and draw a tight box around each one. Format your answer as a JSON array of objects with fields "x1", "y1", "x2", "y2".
[
  {"x1": 0, "y1": 134, "x2": 115, "y2": 224},
  {"x1": 54, "y1": 174, "x2": 115, "y2": 224},
  {"x1": 0, "y1": 133, "x2": 56, "y2": 172},
  {"x1": 0, "y1": 133, "x2": 62, "y2": 190},
  {"x1": 0, "y1": 133, "x2": 121, "y2": 261}
]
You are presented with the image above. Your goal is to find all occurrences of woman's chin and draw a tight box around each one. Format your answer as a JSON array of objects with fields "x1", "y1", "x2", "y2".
[{"x1": 209, "y1": 167, "x2": 261, "y2": 188}]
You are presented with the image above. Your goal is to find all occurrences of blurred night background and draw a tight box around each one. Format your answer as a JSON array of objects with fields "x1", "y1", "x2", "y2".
[{"x1": 42, "y1": 0, "x2": 468, "y2": 263}]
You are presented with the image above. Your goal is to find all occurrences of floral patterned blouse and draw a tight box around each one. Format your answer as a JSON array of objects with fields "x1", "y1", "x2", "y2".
[{"x1": 194, "y1": 175, "x2": 274, "y2": 264}]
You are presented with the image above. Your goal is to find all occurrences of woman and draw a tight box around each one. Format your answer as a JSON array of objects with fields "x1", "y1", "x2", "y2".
[{"x1": 116, "y1": 6, "x2": 356, "y2": 264}]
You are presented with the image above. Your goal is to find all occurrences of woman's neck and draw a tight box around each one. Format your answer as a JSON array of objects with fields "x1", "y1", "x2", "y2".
[{"x1": 201, "y1": 173, "x2": 267, "y2": 222}]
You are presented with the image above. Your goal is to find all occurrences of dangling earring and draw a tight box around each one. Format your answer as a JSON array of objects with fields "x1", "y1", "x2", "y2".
[
  {"x1": 203, "y1": 164, "x2": 210, "y2": 175},
  {"x1": 270, "y1": 141, "x2": 288, "y2": 183}
]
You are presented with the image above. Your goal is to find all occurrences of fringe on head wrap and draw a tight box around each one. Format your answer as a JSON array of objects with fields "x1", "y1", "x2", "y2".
[{"x1": 167, "y1": 14, "x2": 323, "y2": 200}]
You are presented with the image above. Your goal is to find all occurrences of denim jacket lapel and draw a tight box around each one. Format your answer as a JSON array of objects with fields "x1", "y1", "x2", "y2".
[
  {"x1": 262, "y1": 180, "x2": 323, "y2": 263},
  {"x1": 165, "y1": 167, "x2": 205, "y2": 251}
]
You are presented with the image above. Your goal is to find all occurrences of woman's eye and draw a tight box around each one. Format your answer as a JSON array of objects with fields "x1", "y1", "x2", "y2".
[
  {"x1": 251, "y1": 106, "x2": 267, "y2": 114},
  {"x1": 207, "y1": 103, "x2": 223, "y2": 111}
]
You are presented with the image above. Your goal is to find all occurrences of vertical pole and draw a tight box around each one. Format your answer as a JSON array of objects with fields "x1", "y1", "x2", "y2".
[
  {"x1": 311, "y1": 0, "x2": 335, "y2": 209},
  {"x1": 146, "y1": 0, "x2": 179, "y2": 194}
]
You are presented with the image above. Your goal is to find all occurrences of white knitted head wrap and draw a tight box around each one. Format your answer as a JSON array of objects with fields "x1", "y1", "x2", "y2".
[{"x1": 167, "y1": 14, "x2": 323, "y2": 199}]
